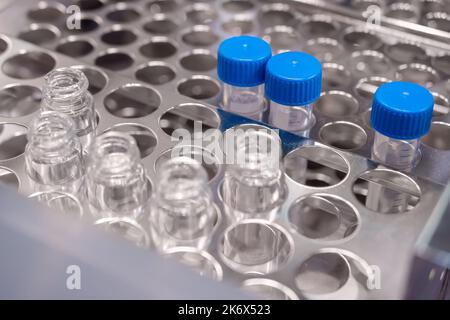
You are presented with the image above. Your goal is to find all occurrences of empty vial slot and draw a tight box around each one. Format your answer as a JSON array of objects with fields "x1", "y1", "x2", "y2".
[
  {"x1": 56, "y1": 38, "x2": 95, "y2": 58},
  {"x1": 165, "y1": 247, "x2": 223, "y2": 281},
  {"x1": 384, "y1": 42, "x2": 428, "y2": 64},
  {"x1": 159, "y1": 103, "x2": 220, "y2": 136},
  {"x1": 304, "y1": 38, "x2": 344, "y2": 63},
  {"x1": 259, "y1": 3, "x2": 297, "y2": 28},
  {"x1": 288, "y1": 194, "x2": 359, "y2": 240},
  {"x1": 0, "y1": 167, "x2": 19, "y2": 190},
  {"x1": 242, "y1": 279, "x2": 298, "y2": 300},
  {"x1": 180, "y1": 50, "x2": 216, "y2": 72},
  {"x1": 135, "y1": 62, "x2": 176, "y2": 85},
  {"x1": 220, "y1": 220, "x2": 293, "y2": 275},
  {"x1": 18, "y1": 24, "x2": 60, "y2": 45},
  {"x1": 263, "y1": 26, "x2": 299, "y2": 53},
  {"x1": 322, "y1": 63, "x2": 352, "y2": 90},
  {"x1": 319, "y1": 121, "x2": 368, "y2": 151},
  {"x1": 104, "y1": 84, "x2": 160, "y2": 118},
  {"x1": 0, "y1": 85, "x2": 42, "y2": 117},
  {"x1": 284, "y1": 146, "x2": 349, "y2": 187},
  {"x1": 422, "y1": 122, "x2": 450, "y2": 150},
  {"x1": 354, "y1": 76, "x2": 391, "y2": 101},
  {"x1": 315, "y1": 91, "x2": 359, "y2": 117},
  {"x1": 395, "y1": 63, "x2": 439, "y2": 88},
  {"x1": 72, "y1": 65, "x2": 108, "y2": 95},
  {"x1": 95, "y1": 51, "x2": 134, "y2": 71},
  {"x1": 177, "y1": 76, "x2": 220, "y2": 101},
  {"x1": 222, "y1": 19, "x2": 254, "y2": 35},
  {"x1": 349, "y1": 50, "x2": 392, "y2": 79},
  {"x1": 2, "y1": 51, "x2": 56, "y2": 79},
  {"x1": 0, "y1": 123, "x2": 28, "y2": 161}
]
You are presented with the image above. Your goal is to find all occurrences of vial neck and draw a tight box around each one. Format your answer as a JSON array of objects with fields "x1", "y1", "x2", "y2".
[{"x1": 43, "y1": 69, "x2": 90, "y2": 112}]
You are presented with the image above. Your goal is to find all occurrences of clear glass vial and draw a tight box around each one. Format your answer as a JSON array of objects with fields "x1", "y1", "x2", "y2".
[
  {"x1": 86, "y1": 132, "x2": 149, "y2": 220},
  {"x1": 150, "y1": 157, "x2": 216, "y2": 252},
  {"x1": 266, "y1": 51, "x2": 322, "y2": 137},
  {"x1": 218, "y1": 35, "x2": 272, "y2": 121},
  {"x1": 25, "y1": 111, "x2": 84, "y2": 195},
  {"x1": 222, "y1": 128, "x2": 287, "y2": 222},
  {"x1": 371, "y1": 81, "x2": 434, "y2": 172},
  {"x1": 367, "y1": 81, "x2": 433, "y2": 213},
  {"x1": 42, "y1": 67, "x2": 96, "y2": 150}
]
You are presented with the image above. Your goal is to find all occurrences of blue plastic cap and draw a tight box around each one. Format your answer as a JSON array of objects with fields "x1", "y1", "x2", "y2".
[
  {"x1": 217, "y1": 35, "x2": 272, "y2": 87},
  {"x1": 265, "y1": 51, "x2": 322, "y2": 106},
  {"x1": 371, "y1": 81, "x2": 434, "y2": 140}
]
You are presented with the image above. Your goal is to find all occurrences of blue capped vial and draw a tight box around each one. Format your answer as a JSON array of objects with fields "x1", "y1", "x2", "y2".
[
  {"x1": 265, "y1": 51, "x2": 322, "y2": 137},
  {"x1": 371, "y1": 81, "x2": 434, "y2": 171},
  {"x1": 218, "y1": 35, "x2": 272, "y2": 120}
]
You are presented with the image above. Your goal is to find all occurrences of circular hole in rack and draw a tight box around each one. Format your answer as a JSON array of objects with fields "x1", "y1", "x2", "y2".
[
  {"x1": 295, "y1": 252, "x2": 351, "y2": 298},
  {"x1": 104, "y1": 123, "x2": 157, "y2": 158},
  {"x1": 76, "y1": 0, "x2": 105, "y2": 11},
  {"x1": 395, "y1": 63, "x2": 439, "y2": 88},
  {"x1": 72, "y1": 65, "x2": 108, "y2": 95},
  {"x1": 263, "y1": 26, "x2": 298, "y2": 53},
  {"x1": 315, "y1": 91, "x2": 359, "y2": 117},
  {"x1": 425, "y1": 12, "x2": 450, "y2": 32},
  {"x1": 259, "y1": 4, "x2": 297, "y2": 28},
  {"x1": 352, "y1": 169, "x2": 421, "y2": 214},
  {"x1": 299, "y1": 16, "x2": 340, "y2": 38},
  {"x1": 66, "y1": 17, "x2": 101, "y2": 34},
  {"x1": 422, "y1": 122, "x2": 450, "y2": 150},
  {"x1": 180, "y1": 50, "x2": 216, "y2": 72},
  {"x1": 288, "y1": 194, "x2": 359, "y2": 241},
  {"x1": 386, "y1": 3, "x2": 419, "y2": 22},
  {"x1": 143, "y1": 17, "x2": 178, "y2": 34},
  {"x1": 350, "y1": 0, "x2": 384, "y2": 12},
  {"x1": 220, "y1": 220, "x2": 293, "y2": 275},
  {"x1": 0, "y1": 37, "x2": 8, "y2": 55},
  {"x1": 319, "y1": 121, "x2": 367, "y2": 151},
  {"x1": 0, "y1": 123, "x2": 28, "y2": 161},
  {"x1": 101, "y1": 28, "x2": 137, "y2": 46},
  {"x1": 431, "y1": 54, "x2": 450, "y2": 77},
  {"x1": 147, "y1": 0, "x2": 178, "y2": 13},
  {"x1": 242, "y1": 279, "x2": 299, "y2": 300},
  {"x1": 18, "y1": 24, "x2": 59, "y2": 45},
  {"x1": 350, "y1": 50, "x2": 392, "y2": 79},
  {"x1": 322, "y1": 63, "x2": 352, "y2": 90},
  {"x1": 182, "y1": 26, "x2": 219, "y2": 47},
  {"x1": 165, "y1": 247, "x2": 223, "y2": 281},
  {"x1": 0, "y1": 85, "x2": 42, "y2": 118},
  {"x1": 222, "y1": 19, "x2": 254, "y2": 35},
  {"x1": 384, "y1": 42, "x2": 428, "y2": 64},
  {"x1": 186, "y1": 3, "x2": 217, "y2": 24},
  {"x1": 139, "y1": 38, "x2": 177, "y2": 58},
  {"x1": 284, "y1": 146, "x2": 349, "y2": 188},
  {"x1": 342, "y1": 28, "x2": 383, "y2": 51},
  {"x1": 432, "y1": 92, "x2": 450, "y2": 117},
  {"x1": 135, "y1": 62, "x2": 176, "y2": 85},
  {"x1": 0, "y1": 167, "x2": 19, "y2": 190},
  {"x1": 104, "y1": 84, "x2": 160, "y2": 118},
  {"x1": 354, "y1": 76, "x2": 391, "y2": 100},
  {"x1": 2, "y1": 51, "x2": 56, "y2": 79},
  {"x1": 95, "y1": 217, "x2": 150, "y2": 248},
  {"x1": 159, "y1": 103, "x2": 220, "y2": 136},
  {"x1": 222, "y1": 0, "x2": 255, "y2": 12},
  {"x1": 177, "y1": 76, "x2": 220, "y2": 100},
  {"x1": 95, "y1": 51, "x2": 134, "y2": 71},
  {"x1": 303, "y1": 37, "x2": 344, "y2": 63},
  {"x1": 56, "y1": 38, "x2": 95, "y2": 58},
  {"x1": 106, "y1": 7, "x2": 141, "y2": 23},
  {"x1": 29, "y1": 191, "x2": 84, "y2": 217},
  {"x1": 155, "y1": 146, "x2": 220, "y2": 182},
  {"x1": 28, "y1": 3, "x2": 65, "y2": 22}
]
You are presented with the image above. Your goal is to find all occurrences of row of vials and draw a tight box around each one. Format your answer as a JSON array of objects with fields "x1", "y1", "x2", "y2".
[
  {"x1": 23, "y1": 66, "x2": 287, "y2": 251},
  {"x1": 219, "y1": 35, "x2": 435, "y2": 172}
]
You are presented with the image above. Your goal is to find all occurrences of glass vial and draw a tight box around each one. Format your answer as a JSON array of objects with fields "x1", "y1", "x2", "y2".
[
  {"x1": 86, "y1": 132, "x2": 149, "y2": 219},
  {"x1": 266, "y1": 51, "x2": 322, "y2": 137},
  {"x1": 150, "y1": 157, "x2": 216, "y2": 252},
  {"x1": 368, "y1": 81, "x2": 433, "y2": 212},
  {"x1": 222, "y1": 127, "x2": 287, "y2": 222},
  {"x1": 25, "y1": 111, "x2": 84, "y2": 195},
  {"x1": 218, "y1": 35, "x2": 272, "y2": 121},
  {"x1": 42, "y1": 67, "x2": 96, "y2": 151}
]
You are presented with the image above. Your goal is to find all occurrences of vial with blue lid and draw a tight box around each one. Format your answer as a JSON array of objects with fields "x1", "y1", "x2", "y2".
[
  {"x1": 367, "y1": 81, "x2": 434, "y2": 213},
  {"x1": 371, "y1": 81, "x2": 434, "y2": 172},
  {"x1": 265, "y1": 51, "x2": 322, "y2": 137},
  {"x1": 218, "y1": 35, "x2": 272, "y2": 121}
]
